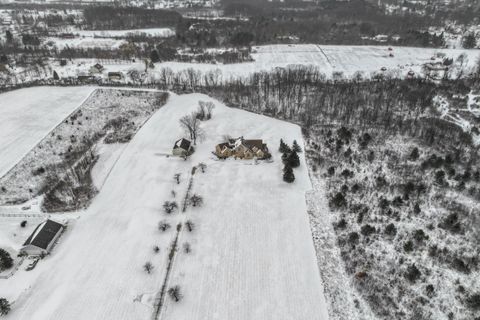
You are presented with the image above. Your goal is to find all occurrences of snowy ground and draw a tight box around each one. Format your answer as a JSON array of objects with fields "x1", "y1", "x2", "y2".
[
  {"x1": 49, "y1": 44, "x2": 480, "y2": 83},
  {"x1": 74, "y1": 28, "x2": 175, "y2": 38},
  {"x1": 0, "y1": 91, "x2": 328, "y2": 320},
  {"x1": 0, "y1": 86, "x2": 95, "y2": 178},
  {"x1": 154, "y1": 44, "x2": 480, "y2": 79}
]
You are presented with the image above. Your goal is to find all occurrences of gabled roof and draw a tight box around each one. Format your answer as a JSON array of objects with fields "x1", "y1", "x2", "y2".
[
  {"x1": 23, "y1": 219, "x2": 64, "y2": 250},
  {"x1": 174, "y1": 138, "x2": 191, "y2": 150},
  {"x1": 93, "y1": 63, "x2": 103, "y2": 70},
  {"x1": 243, "y1": 139, "x2": 264, "y2": 150}
]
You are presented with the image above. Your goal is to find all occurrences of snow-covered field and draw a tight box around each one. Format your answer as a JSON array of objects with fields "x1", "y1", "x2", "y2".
[
  {"x1": 45, "y1": 37, "x2": 126, "y2": 50},
  {"x1": 0, "y1": 90, "x2": 328, "y2": 320},
  {"x1": 50, "y1": 44, "x2": 480, "y2": 83},
  {"x1": 75, "y1": 28, "x2": 175, "y2": 38},
  {"x1": 153, "y1": 44, "x2": 480, "y2": 79},
  {"x1": 0, "y1": 86, "x2": 95, "y2": 178}
]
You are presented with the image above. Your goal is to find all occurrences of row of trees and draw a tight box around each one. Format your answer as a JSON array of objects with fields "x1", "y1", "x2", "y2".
[{"x1": 280, "y1": 139, "x2": 302, "y2": 183}]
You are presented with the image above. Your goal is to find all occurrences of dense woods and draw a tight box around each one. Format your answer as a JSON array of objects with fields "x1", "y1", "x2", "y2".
[{"x1": 83, "y1": 6, "x2": 182, "y2": 30}]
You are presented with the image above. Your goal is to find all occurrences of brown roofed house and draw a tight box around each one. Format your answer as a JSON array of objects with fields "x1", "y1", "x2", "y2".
[{"x1": 215, "y1": 137, "x2": 269, "y2": 160}]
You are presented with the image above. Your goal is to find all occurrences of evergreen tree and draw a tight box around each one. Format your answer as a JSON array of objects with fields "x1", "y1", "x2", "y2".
[
  {"x1": 288, "y1": 151, "x2": 300, "y2": 168},
  {"x1": 283, "y1": 165, "x2": 295, "y2": 183},
  {"x1": 0, "y1": 249, "x2": 13, "y2": 271},
  {"x1": 292, "y1": 140, "x2": 302, "y2": 152},
  {"x1": 53, "y1": 70, "x2": 59, "y2": 80},
  {"x1": 0, "y1": 298, "x2": 10, "y2": 316},
  {"x1": 150, "y1": 49, "x2": 160, "y2": 63},
  {"x1": 5, "y1": 30, "x2": 12, "y2": 44},
  {"x1": 279, "y1": 139, "x2": 291, "y2": 153},
  {"x1": 463, "y1": 34, "x2": 477, "y2": 49}
]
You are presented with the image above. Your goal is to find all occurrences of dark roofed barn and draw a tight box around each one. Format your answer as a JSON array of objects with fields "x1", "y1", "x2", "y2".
[
  {"x1": 21, "y1": 219, "x2": 64, "y2": 255},
  {"x1": 172, "y1": 138, "x2": 193, "y2": 157}
]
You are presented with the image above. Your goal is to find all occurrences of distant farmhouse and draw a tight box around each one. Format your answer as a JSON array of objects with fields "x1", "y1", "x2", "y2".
[
  {"x1": 21, "y1": 219, "x2": 64, "y2": 256},
  {"x1": 215, "y1": 137, "x2": 270, "y2": 159},
  {"x1": 107, "y1": 72, "x2": 123, "y2": 81},
  {"x1": 89, "y1": 63, "x2": 104, "y2": 74},
  {"x1": 172, "y1": 138, "x2": 193, "y2": 157},
  {"x1": 424, "y1": 62, "x2": 448, "y2": 82}
]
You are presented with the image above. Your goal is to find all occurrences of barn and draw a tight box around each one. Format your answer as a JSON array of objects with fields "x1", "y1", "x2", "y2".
[
  {"x1": 172, "y1": 138, "x2": 193, "y2": 157},
  {"x1": 21, "y1": 219, "x2": 64, "y2": 256}
]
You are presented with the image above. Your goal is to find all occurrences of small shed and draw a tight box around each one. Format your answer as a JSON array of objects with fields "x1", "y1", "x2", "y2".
[
  {"x1": 21, "y1": 219, "x2": 64, "y2": 256},
  {"x1": 89, "y1": 63, "x2": 104, "y2": 74},
  {"x1": 172, "y1": 138, "x2": 193, "y2": 157}
]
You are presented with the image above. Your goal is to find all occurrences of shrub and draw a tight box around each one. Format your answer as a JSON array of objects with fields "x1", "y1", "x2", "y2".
[
  {"x1": 143, "y1": 262, "x2": 153, "y2": 274},
  {"x1": 20, "y1": 220, "x2": 27, "y2": 228}
]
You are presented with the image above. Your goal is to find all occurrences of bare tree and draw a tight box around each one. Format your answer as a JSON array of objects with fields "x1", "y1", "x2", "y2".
[
  {"x1": 158, "y1": 220, "x2": 171, "y2": 232},
  {"x1": 198, "y1": 163, "x2": 207, "y2": 173},
  {"x1": 144, "y1": 262, "x2": 153, "y2": 274},
  {"x1": 205, "y1": 101, "x2": 215, "y2": 119},
  {"x1": 183, "y1": 242, "x2": 191, "y2": 254},
  {"x1": 174, "y1": 173, "x2": 181, "y2": 184},
  {"x1": 190, "y1": 194, "x2": 203, "y2": 207},
  {"x1": 185, "y1": 220, "x2": 195, "y2": 232},
  {"x1": 168, "y1": 285, "x2": 183, "y2": 302},
  {"x1": 179, "y1": 113, "x2": 204, "y2": 145},
  {"x1": 163, "y1": 201, "x2": 178, "y2": 214}
]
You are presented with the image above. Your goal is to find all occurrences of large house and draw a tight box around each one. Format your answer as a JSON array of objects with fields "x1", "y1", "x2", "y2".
[
  {"x1": 215, "y1": 137, "x2": 270, "y2": 159},
  {"x1": 172, "y1": 138, "x2": 193, "y2": 157},
  {"x1": 424, "y1": 62, "x2": 448, "y2": 82},
  {"x1": 21, "y1": 219, "x2": 64, "y2": 256}
]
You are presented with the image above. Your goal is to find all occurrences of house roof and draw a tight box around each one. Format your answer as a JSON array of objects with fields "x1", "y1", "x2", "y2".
[
  {"x1": 93, "y1": 63, "x2": 103, "y2": 69},
  {"x1": 174, "y1": 138, "x2": 191, "y2": 150},
  {"x1": 243, "y1": 139, "x2": 264, "y2": 150},
  {"x1": 23, "y1": 219, "x2": 64, "y2": 250}
]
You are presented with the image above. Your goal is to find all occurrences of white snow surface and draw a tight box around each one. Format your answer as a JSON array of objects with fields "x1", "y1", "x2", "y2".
[
  {"x1": 153, "y1": 44, "x2": 480, "y2": 79},
  {"x1": 1, "y1": 92, "x2": 329, "y2": 320},
  {"x1": 74, "y1": 28, "x2": 175, "y2": 38},
  {"x1": 0, "y1": 86, "x2": 95, "y2": 178}
]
